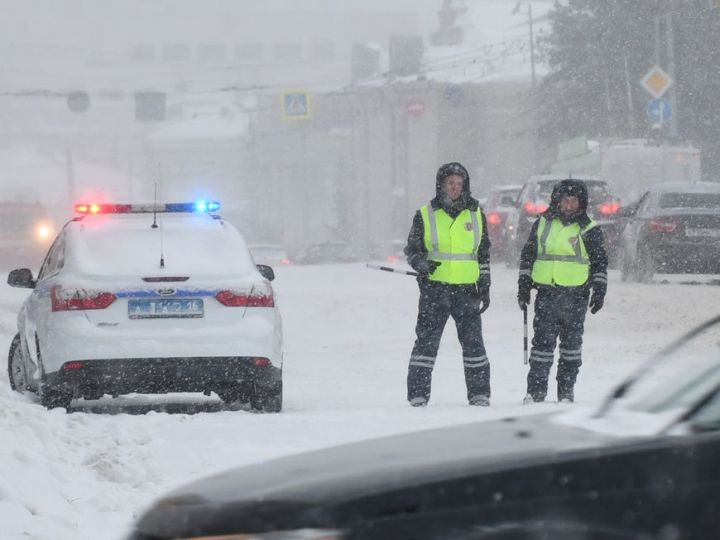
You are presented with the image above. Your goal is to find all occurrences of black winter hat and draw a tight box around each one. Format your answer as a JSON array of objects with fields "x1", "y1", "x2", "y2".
[
  {"x1": 550, "y1": 179, "x2": 588, "y2": 212},
  {"x1": 435, "y1": 162, "x2": 470, "y2": 194}
]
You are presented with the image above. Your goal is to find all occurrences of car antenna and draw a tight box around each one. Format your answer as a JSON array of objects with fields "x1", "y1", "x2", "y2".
[
  {"x1": 152, "y1": 169, "x2": 165, "y2": 269},
  {"x1": 151, "y1": 177, "x2": 159, "y2": 229}
]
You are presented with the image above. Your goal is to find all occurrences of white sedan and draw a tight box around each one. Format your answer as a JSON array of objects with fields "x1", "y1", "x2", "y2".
[{"x1": 6, "y1": 201, "x2": 283, "y2": 412}]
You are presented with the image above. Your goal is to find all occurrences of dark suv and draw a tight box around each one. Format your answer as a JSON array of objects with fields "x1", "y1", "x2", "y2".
[{"x1": 508, "y1": 175, "x2": 622, "y2": 265}]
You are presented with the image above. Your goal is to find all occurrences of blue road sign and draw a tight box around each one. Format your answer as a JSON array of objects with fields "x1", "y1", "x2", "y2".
[{"x1": 647, "y1": 98, "x2": 672, "y2": 124}]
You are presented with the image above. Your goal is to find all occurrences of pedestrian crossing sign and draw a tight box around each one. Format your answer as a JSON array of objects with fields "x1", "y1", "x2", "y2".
[{"x1": 281, "y1": 91, "x2": 312, "y2": 120}]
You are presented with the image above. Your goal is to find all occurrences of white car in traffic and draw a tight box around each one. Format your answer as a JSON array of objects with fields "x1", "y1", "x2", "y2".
[{"x1": 7, "y1": 201, "x2": 283, "y2": 412}]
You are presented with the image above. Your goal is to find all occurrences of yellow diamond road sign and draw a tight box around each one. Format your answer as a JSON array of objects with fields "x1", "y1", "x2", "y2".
[{"x1": 641, "y1": 65, "x2": 673, "y2": 99}]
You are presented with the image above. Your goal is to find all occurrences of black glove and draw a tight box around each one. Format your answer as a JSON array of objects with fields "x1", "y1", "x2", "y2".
[
  {"x1": 415, "y1": 258, "x2": 441, "y2": 277},
  {"x1": 517, "y1": 274, "x2": 533, "y2": 310},
  {"x1": 476, "y1": 285, "x2": 490, "y2": 314},
  {"x1": 589, "y1": 283, "x2": 606, "y2": 314}
]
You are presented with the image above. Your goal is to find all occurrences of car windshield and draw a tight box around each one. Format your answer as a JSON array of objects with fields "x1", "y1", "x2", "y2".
[
  {"x1": 536, "y1": 181, "x2": 610, "y2": 204},
  {"x1": 659, "y1": 193, "x2": 720, "y2": 209}
]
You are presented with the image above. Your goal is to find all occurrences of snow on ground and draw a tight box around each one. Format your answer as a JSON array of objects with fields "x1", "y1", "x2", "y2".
[{"x1": 0, "y1": 263, "x2": 718, "y2": 539}]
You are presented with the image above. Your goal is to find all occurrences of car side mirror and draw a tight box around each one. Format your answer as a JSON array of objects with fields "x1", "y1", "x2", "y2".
[
  {"x1": 8, "y1": 268, "x2": 36, "y2": 289},
  {"x1": 256, "y1": 264, "x2": 275, "y2": 282}
]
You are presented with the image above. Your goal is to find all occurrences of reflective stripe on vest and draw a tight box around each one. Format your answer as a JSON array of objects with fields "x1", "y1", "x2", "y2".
[
  {"x1": 531, "y1": 216, "x2": 596, "y2": 287},
  {"x1": 420, "y1": 203, "x2": 483, "y2": 285}
]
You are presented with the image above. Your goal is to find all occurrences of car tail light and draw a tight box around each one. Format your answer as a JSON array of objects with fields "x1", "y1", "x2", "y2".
[
  {"x1": 63, "y1": 361, "x2": 84, "y2": 370},
  {"x1": 253, "y1": 357, "x2": 271, "y2": 367},
  {"x1": 523, "y1": 201, "x2": 548, "y2": 215},
  {"x1": 598, "y1": 202, "x2": 621, "y2": 215},
  {"x1": 649, "y1": 220, "x2": 677, "y2": 233},
  {"x1": 281, "y1": 258, "x2": 292, "y2": 265},
  {"x1": 51, "y1": 286, "x2": 116, "y2": 311},
  {"x1": 487, "y1": 212, "x2": 503, "y2": 225},
  {"x1": 216, "y1": 287, "x2": 275, "y2": 307}
]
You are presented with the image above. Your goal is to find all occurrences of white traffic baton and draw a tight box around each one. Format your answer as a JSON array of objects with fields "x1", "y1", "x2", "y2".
[
  {"x1": 523, "y1": 305, "x2": 529, "y2": 365},
  {"x1": 366, "y1": 263, "x2": 419, "y2": 277}
]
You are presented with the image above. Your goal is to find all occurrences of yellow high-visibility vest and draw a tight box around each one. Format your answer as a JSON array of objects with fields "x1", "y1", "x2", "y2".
[
  {"x1": 531, "y1": 216, "x2": 596, "y2": 286},
  {"x1": 420, "y1": 204, "x2": 483, "y2": 285}
]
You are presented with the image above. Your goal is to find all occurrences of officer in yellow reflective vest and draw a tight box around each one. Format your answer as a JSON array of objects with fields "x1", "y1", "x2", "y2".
[
  {"x1": 405, "y1": 162, "x2": 492, "y2": 407},
  {"x1": 517, "y1": 179, "x2": 608, "y2": 404}
]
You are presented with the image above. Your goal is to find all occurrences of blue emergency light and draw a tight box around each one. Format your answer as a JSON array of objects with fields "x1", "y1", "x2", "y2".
[{"x1": 75, "y1": 200, "x2": 221, "y2": 215}]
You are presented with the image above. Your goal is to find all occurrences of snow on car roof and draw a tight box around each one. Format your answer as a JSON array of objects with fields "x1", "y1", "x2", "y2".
[
  {"x1": 649, "y1": 182, "x2": 720, "y2": 194},
  {"x1": 489, "y1": 184, "x2": 523, "y2": 192},
  {"x1": 64, "y1": 213, "x2": 256, "y2": 276}
]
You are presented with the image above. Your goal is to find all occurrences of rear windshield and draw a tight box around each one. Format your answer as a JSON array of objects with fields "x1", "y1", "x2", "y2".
[
  {"x1": 68, "y1": 215, "x2": 255, "y2": 275},
  {"x1": 536, "y1": 181, "x2": 610, "y2": 203},
  {"x1": 660, "y1": 193, "x2": 720, "y2": 209}
]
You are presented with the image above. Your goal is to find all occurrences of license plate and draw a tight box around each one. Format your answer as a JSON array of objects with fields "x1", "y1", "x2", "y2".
[
  {"x1": 685, "y1": 228, "x2": 720, "y2": 238},
  {"x1": 128, "y1": 298, "x2": 204, "y2": 319}
]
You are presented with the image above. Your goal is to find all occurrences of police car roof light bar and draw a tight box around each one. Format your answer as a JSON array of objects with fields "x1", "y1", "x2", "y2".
[{"x1": 74, "y1": 201, "x2": 221, "y2": 215}]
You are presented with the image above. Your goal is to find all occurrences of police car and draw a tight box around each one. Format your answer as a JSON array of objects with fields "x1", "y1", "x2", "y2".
[{"x1": 6, "y1": 201, "x2": 283, "y2": 412}]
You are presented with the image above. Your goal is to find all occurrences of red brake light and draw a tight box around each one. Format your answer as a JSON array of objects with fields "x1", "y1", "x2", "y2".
[
  {"x1": 63, "y1": 361, "x2": 84, "y2": 370},
  {"x1": 599, "y1": 202, "x2": 621, "y2": 215},
  {"x1": 524, "y1": 202, "x2": 548, "y2": 215},
  {"x1": 215, "y1": 290, "x2": 275, "y2": 307},
  {"x1": 281, "y1": 258, "x2": 291, "y2": 265},
  {"x1": 51, "y1": 287, "x2": 116, "y2": 311},
  {"x1": 487, "y1": 212, "x2": 502, "y2": 225},
  {"x1": 649, "y1": 220, "x2": 677, "y2": 233},
  {"x1": 386, "y1": 255, "x2": 400, "y2": 263},
  {"x1": 253, "y1": 357, "x2": 271, "y2": 367}
]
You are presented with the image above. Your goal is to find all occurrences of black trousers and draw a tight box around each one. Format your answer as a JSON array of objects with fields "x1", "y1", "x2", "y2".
[
  {"x1": 527, "y1": 285, "x2": 589, "y2": 401},
  {"x1": 407, "y1": 281, "x2": 490, "y2": 403}
]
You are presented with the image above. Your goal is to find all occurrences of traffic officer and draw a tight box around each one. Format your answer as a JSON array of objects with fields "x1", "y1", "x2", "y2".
[
  {"x1": 517, "y1": 179, "x2": 608, "y2": 404},
  {"x1": 405, "y1": 162, "x2": 492, "y2": 407}
]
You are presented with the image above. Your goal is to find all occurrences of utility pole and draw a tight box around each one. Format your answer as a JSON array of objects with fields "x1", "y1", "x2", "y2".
[
  {"x1": 665, "y1": 10, "x2": 679, "y2": 139},
  {"x1": 528, "y1": 3, "x2": 536, "y2": 88}
]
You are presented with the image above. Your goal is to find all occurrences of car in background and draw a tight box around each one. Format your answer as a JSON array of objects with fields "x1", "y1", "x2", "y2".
[
  {"x1": 483, "y1": 184, "x2": 522, "y2": 263},
  {"x1": 6, "y1": 201, "x2": 283, "y2": 412},
  {"x1": 129, "y1": 314, "x2": 720, "y2": 539},
  {"x1": 249, "y1": 243, "x2": 292, "y2": 266},
  {"x1": 294, "y1": 241, "x2": 357, "y2": 264},
  {"x1": 508, "y1": 175, "x2": 622, "y2": 265},
  {"x1": 619, "y1": 182, "x2": 720, "y2": 282},
  {"x1": 0, "y1": 200, "x2": 54, "y2": 270}
]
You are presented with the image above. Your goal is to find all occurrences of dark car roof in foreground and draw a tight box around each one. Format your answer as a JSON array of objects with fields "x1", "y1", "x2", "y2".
[{"x1": 135, "y1": 413, "x2": 629, "y2": 537}]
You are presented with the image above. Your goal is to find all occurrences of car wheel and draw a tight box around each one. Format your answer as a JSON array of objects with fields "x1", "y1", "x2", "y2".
[
  {"x1": 36, "y1": 349, "x2": 72, "y2": 410},
  {"x1": 40, "y1": 386, "x2": 73, "y2": 410},
  {"x1": 8, "y1": 334, "x2": 29, "y2": 392},
  {"x1": 250, "y1": 381, "x2": 282, "y2": 413}
]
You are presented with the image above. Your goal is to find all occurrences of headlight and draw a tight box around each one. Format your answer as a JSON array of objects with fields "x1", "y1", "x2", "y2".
[{"x1": 35, "y1": 223, "x2": 52, "y2": 240}]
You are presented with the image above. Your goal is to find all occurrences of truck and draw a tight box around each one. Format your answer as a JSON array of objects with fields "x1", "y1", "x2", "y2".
[
  {"x1": 550, "y1": 136, "x2": 702, "y2": 205},
  {"x1": 600, "y1": 139, "x2": 701, "y2": 204}
]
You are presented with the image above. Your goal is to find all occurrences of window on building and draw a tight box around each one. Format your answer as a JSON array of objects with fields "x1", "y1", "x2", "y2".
[
  {"x1": 162, "y1": 43, "x2": 190, "y2": 62},
  {"x1": 235, "y1": 42, "x2": 264, "y2": 61},
  {"x1": 131, "y1": 44, "x2": 155, "y2": 64},
  {"x1": 197, "y1": 43, "x2": 226, "y2": 63},
  {"x1": 274, "y1": 42, "x2": 302, "y2": 62},
  {"x1": 308, "y1": 41, "x2": 335, "y2": 62}
]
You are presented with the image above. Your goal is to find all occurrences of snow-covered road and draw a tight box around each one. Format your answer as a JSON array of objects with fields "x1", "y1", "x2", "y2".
[{"x1": 1, "y1": 263, "x2": 718, "y2": 539}]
